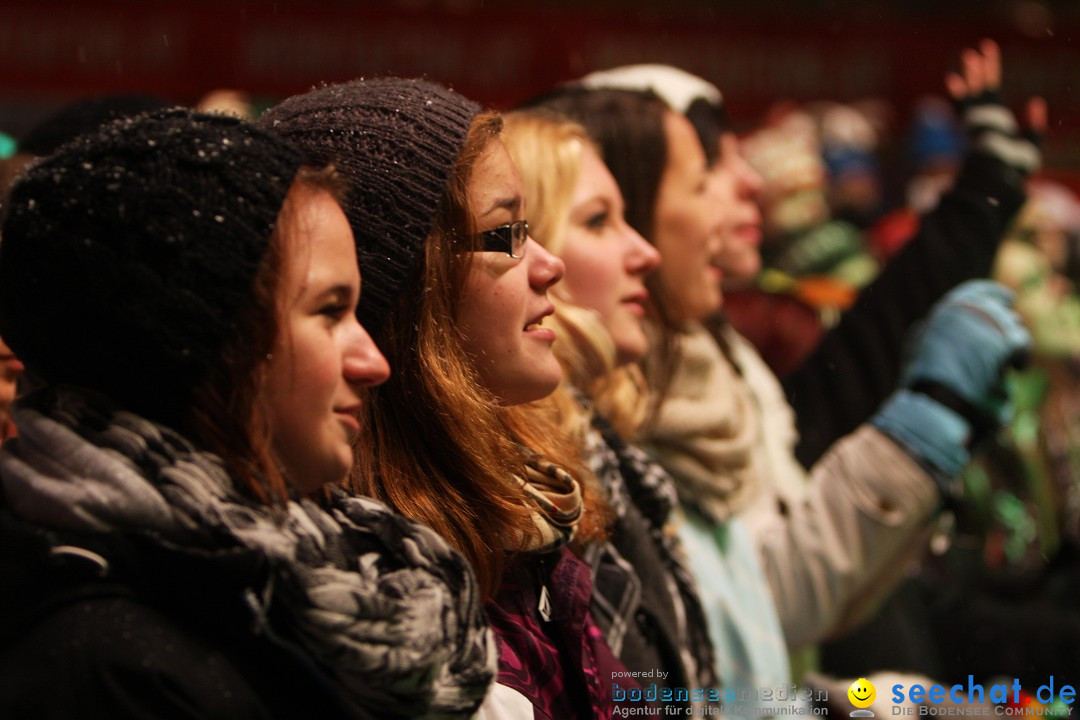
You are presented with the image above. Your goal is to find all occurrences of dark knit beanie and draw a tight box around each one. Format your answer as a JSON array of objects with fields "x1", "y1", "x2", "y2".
[
  {"x1": 18, "y1": 92, "x2": 171, "y2": 157},
  {"x1": 0, "y1": 108, "x2": 304, "y2": 426},
  {"x1": 259, "y1": 77, "x2": 481, "y2": 337}
]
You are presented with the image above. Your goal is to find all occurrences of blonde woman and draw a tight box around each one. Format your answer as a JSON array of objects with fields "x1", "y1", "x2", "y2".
[{"x1": 504, "y1": 111, "x2": 720, "y2": 714}]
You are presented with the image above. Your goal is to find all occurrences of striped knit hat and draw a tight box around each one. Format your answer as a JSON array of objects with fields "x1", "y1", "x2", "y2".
[{"x1": 259, "y1": 78, "x2": 481, "y2": 338}]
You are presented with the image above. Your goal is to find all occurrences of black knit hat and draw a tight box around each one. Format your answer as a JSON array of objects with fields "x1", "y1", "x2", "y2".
[
  {"x1": 0, "y1": 108, "x2": 304, "y2": 425},
  {"x1": 259, "y1": 77, "x2": 481, "y2": 338},
  {"x1": 18, "y1": 92, "x2": 171, "y2": 157}
]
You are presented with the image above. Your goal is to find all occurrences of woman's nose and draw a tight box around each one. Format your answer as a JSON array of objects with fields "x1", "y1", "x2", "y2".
[
  {"x1": 624, "y1": 226, "x2": 660, "y2": 275},
  {"x1": 343, "y1": 319, "x2": 391, "y2": 387},
  {"x1": 526, "y1": 236, "x2": 565, "y2": 292}
]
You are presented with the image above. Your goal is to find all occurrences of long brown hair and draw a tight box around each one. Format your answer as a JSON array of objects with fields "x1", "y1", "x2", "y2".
[
  {"x1": 188, "y1": 166, "x2": 345, "y2": 506},
  {"x1": 350, "y1": 112, "x2": 603, "y2": 597}
]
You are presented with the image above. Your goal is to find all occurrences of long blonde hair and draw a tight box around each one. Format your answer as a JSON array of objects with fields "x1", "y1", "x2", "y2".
[
  {"x1": 350, "y1": 112, "x2": 604, "y2": 597},
  {"x1": 503, "y1": 110, "x2": 650, "y2": 439}
]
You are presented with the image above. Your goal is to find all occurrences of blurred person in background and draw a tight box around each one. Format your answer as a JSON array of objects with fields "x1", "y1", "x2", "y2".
[
  {"x1": 731, "y1": 103, "x2": 877, "y2": 375},
  {"x1": 522, "y1": 74, "x2": 1029, "y2": 716},
  {"x1": 816, "y1": 99, "x2": 890, "y2": 232},
  {"x1": 863, "y1": 96, "x2": 968, "y2": 267}
]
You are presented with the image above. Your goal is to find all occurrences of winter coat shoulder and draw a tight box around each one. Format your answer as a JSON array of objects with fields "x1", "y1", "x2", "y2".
[{"x1": 0, "y1": 512, "x2": 358, "y2": 720}]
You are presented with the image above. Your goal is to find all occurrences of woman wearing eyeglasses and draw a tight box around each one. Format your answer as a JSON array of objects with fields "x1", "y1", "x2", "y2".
[{"x1": 262, "y1": 77, "x2": 644, "y2": 720}]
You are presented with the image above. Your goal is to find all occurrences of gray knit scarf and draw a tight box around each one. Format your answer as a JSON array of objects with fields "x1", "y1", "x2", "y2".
[{"x1": 0, "y1": 387, "x2": 496, "y2": 719}]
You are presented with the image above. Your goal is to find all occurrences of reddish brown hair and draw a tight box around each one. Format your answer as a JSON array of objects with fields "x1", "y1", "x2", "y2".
[{"x1": 351, "y1": 113, "x2": 606, "y2": 596}]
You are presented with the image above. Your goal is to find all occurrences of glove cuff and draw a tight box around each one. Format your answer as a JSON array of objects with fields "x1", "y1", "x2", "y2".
[{"x1": 872, "y1": 389, "x2": 972, "y2": 478}]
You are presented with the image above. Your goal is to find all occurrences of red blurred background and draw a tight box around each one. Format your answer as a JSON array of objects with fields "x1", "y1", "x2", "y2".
[{"x1": 2, "y1": 0, "x2": 1078, "y2": 179}]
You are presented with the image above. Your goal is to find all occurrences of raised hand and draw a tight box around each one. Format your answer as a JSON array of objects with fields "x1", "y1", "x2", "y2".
[{"x1": 945, "y1": 38, "x2": 1045, "y2": 177}]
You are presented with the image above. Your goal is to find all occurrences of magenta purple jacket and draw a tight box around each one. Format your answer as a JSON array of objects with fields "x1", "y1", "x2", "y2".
[{"x1": 485, "y1": 546, "x2": 653, "y2": 719}]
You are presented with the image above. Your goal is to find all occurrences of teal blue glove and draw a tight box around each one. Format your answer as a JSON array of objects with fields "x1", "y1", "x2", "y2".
[{"x1": 872, "y1": 280, "x2": 1031, "y2": 477}]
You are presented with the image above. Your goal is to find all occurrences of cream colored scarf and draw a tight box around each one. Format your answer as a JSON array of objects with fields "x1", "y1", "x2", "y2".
[{"x1": 645, "y1": 321, "x2": 761, "y2": 522}]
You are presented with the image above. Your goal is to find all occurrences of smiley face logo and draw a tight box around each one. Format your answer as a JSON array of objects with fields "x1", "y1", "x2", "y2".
[{"x1": 848, "y1": 678, "x2": 876, "y2": 709}]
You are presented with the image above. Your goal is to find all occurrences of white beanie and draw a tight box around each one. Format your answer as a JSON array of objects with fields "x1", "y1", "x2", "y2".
[{"x1": 579, "y1": 63, "x2": 723, "y2": 115}]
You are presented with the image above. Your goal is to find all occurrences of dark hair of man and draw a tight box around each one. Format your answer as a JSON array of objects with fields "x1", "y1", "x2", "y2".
[{"x1": 684, "y1": 96, "x2": 730, "y2": 168}]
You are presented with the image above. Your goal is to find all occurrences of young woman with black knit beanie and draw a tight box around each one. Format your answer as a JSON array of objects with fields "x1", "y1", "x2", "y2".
[
  {"x1": 262, "y1": 77, "x2": 648, "y2": 720},
  {"x1": 0, "y1": 108, "x2": 495, "y2": 719}
]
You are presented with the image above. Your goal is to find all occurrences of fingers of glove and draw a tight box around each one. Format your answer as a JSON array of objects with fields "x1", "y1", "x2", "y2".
[
  {"x1": 908, "y1": 329, "x2": 1004, "y2": 397},
  {"x1": 905, "y1": 283, "x2": 1030, "y2": 402},
  {"x1": 904, "y1": 282, "x2": 1015, "y2": 358},
  {"x1": 939, "y1": 281, "x2": 1031, "y2": 358},
  {"x1": 998, "y1": 303, "x2": 1033, "y2": 357},
  {"x1": 934, "y1": 296, "x2": 1031, "y2": 365},
  {"x1": 938, "y1": 279, "x2": 1015, "y2": 309}
]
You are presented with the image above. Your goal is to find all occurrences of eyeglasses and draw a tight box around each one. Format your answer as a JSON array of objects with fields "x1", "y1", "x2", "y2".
[{"x1": 477, "y1": 220, "x2": 529, "y2": 258}]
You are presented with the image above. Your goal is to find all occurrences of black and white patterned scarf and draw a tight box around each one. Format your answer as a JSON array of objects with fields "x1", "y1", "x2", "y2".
[
  {"x1": 0, "y1": 387, "x2": 496, "y2": 719},
  {"x1": 583, "y1": 406, "x2": 721, "y2": 704}
]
